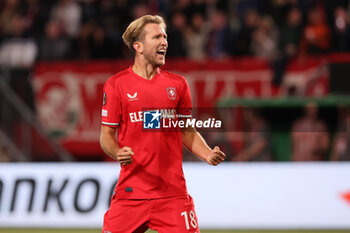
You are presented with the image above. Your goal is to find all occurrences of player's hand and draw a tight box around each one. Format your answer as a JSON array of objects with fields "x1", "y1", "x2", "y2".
[
  {"x1": 207, "y1": 146, "x2": 226, "y2": 166},
  {"x1": 116, "y1": 146, "x2": 134, "y2": 166}
]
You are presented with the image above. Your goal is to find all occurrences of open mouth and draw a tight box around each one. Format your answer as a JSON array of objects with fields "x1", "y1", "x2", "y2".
[{"x1": 157, "y1": 49, "x2": 166, "y2": 56}]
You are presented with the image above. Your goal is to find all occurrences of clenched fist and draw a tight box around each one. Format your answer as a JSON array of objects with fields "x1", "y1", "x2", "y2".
[
  {"x1": 116, "y1": 146, "x2": 134, "y2": 166},
  {"x1": 206, "y1": 146, "x2": 226, "y2": 166}
]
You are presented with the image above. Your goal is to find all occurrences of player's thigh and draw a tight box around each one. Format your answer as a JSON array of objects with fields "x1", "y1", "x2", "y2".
[
  {"x1": 103, "y1": 196, "x2": 150, "y2": 233},
  {"x1": 149, "y1": 195, "x2": 200, "y2": 233}
]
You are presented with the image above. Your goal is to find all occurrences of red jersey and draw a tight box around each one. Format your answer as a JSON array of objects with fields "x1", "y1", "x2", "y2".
[{"x1": 101, "y1": 67, "x2": 192, "y2": 199}]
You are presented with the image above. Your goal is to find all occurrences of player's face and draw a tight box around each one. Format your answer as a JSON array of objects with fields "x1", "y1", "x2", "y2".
[{"x1": 141, "y1": 23, "x2": 168, "y2": 67}]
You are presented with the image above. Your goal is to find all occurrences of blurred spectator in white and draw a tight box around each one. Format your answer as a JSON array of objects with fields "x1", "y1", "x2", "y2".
[
  {"x1": 291, "y1": 103, "x2": 330, "y2": 161},
  {"x1": 0, "y1": 14, "x2": 37, "y2": 68},
  {"x1": 233, "y1": 108, "x2": 272, "y2": 162},
  {"x1": 207, "y1": 9, "x2": 234, "y2": 59},
  {"x1": 184, "y1": 13, "x2": 209, "y2": 60},
  {"x1": 250, "y1": 15, "x2": 279, "y2": 60},
  {"x1": 51, "y1": 0, "x2": 82, "y2": 38},
  {"x1": 331, "y1": 6, "x2": 350, "y2": 52},
  {"x1": 235, "y1": 8, "x2": 260, "y2": 55},
  {"x1": 0, "y1": 11, "x2": 37, "y2": 109},
  {"x1": 299, "y1": 5, "x2": 331, "y2": 55},
  {"x1": 331, "y1": 107, "x2": 350, "y2": 161},
  {"x1": 167, "y1": 11, "x2": 187, "y2": 57},
  {"x1": 39, "y1": 20, "x2": 71, "y2": 60}
]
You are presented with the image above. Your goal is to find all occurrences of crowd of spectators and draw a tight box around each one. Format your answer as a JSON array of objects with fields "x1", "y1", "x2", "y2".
[
  {"x1": 1, "y1": 0, "x2": 350, "y2": 66},
  {"x1": 1, "y1": 0, "x2": 350, "y2": 162}
]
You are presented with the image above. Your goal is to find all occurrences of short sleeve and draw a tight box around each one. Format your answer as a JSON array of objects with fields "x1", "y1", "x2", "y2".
[
  {"x1": 101, "y1": 80, "x2": 122, "y2": 127},
  {"x1": 177, "y1": 78, "x2": 192, "y2": 118}
]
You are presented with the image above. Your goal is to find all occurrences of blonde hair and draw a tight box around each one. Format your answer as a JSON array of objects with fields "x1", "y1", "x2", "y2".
[{"x1": 122, "y1": 15, "x2": 166, "y2": 51}]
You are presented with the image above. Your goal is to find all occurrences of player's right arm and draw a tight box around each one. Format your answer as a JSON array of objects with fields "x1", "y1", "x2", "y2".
[
  {"x1": 100, "y1": 125, "x2": 134, "y2": 165},
  {"x1": 100, "y1": 78, "x2": 133, "y2": 165}
]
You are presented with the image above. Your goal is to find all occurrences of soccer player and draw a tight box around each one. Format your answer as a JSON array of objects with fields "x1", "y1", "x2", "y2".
[{"x1": 100, "y1": 15, "x2": 226, "y2": 233}]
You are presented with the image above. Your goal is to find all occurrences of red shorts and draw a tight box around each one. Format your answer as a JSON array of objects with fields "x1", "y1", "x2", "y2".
[{"x1": 102, "y1": 195, "x2": 200, "y2": 233}]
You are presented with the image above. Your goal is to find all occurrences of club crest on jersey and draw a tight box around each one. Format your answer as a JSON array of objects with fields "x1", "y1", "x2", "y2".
[
  {"x1": 143, "y1": 110, "x2": 161, "y2": 129},
  {"x1": 127, "y1": 92, "x2": 138, "y2": 101},
  {"x1": 166, "y1": 87, "x2": 176, "y2": 100}
]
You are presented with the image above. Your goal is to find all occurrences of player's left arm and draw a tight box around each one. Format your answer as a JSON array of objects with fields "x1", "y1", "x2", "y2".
[
  {"x1": 181, "y1": 128, "x2": 226, "y2": 166},
  {"x1": 178, "y1": 76, "x2": 225, "y2": 165}
]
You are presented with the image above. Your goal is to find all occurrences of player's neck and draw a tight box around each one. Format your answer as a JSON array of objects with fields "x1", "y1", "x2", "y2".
[{"x1": 132, "y1": 61, "x2": 159, "y2": 80}]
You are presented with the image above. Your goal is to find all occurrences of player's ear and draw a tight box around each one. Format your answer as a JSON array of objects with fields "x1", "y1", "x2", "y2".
[{"x1": 133, "y1": 41, "x2": 143, "y2": 54}]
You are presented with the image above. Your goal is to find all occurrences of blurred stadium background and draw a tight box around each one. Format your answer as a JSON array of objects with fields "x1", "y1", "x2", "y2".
[{"x1": 1, "y1": 0, "x2": 350, "y2": 232}]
